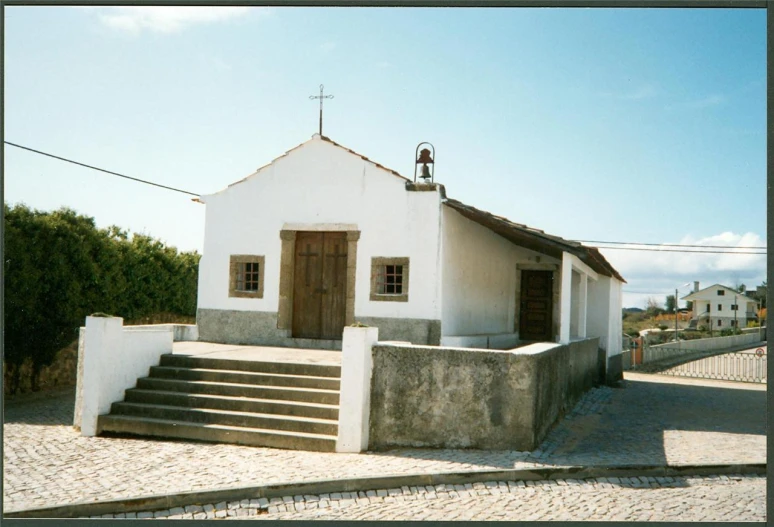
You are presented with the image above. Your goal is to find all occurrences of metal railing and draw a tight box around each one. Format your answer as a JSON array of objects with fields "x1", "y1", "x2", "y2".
[{"x1": 658, "y1": 351, "x2": 767, "y2": 384}]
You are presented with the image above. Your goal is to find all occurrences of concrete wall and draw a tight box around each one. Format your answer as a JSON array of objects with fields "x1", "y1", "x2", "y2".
[
  {"x1": 368, "y1": 337, "x2": 600, "y2": 451},
  {"x1": 197, "y1": 136, "x2": 444, "y2": 345},
  {"x1": 74, "y1": 317, "x2": 174, "y2": 436}
]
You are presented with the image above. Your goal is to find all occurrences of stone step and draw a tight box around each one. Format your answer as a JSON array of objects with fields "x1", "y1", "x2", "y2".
[
  {"x1": 159, "y1": 354, "x2": 341, "y2": 378},
  {"x1": 97, "y1": 415, "x2": 337, "y2": 452},
  {"x1": 124, "y1": 389, "x2": 339, "y2": 420},
  {"x1": 148, "y1": 366, "x2": 341, "y2": 391},
  {"x1": 109, "y1": 402, "x2": 339, "y2": 435},
  {"x1": 135, "y1": 377, "x2": 340, "y2": 405}
]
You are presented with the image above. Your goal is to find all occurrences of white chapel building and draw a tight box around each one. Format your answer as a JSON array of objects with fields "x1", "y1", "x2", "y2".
[{"x1": 195, "y1": 134, "x2": 626, "y2": 378}]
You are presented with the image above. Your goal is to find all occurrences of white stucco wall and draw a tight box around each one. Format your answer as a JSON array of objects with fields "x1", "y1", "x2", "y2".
[
  {"x1": 198, "y1": 136, "x2": 443, "y2": 321},
  {"x1": 586, "y1": 276, "x2": 611, "y2": 349},
  {"x1": 336, "y1": 326, "x2": 379, "y2": 453},
  {"x1": 687, "y1": 285, "x2": 758, "y2": 319},
  {"x1": 579, "y1": 273, "x2": 625, "y2": 359},
  {"x1": 607, "y1": 278, "x2": 623, "y2": 355},
  {"x1": 570, "y1": 270, "x2": 581, "y2": 337},
  {"x1": 77, "y1": 317, "x2": 173, "y2": 436},
  {"x1": 439, "y1": 206, "x2": 558, "y2": 337}
]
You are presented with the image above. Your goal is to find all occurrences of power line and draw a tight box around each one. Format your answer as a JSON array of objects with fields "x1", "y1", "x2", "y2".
[
  {"x1": 587, "y1": 246, "x2": 765, "y2": 255},
  {"x1": 4, "y1": 141, "x2": 201, "y2": 197},
  {"x1": 577, "y1": 239, "x2": 765, "y2": 250}
]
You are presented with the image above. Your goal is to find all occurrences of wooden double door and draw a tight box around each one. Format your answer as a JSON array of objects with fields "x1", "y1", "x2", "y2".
[
  {"x1": 292, "y1": 232, "x2": 348, "y2": 339},
  {"x1": 519, "y1": 270, "x2": 554, "y2": 341}
]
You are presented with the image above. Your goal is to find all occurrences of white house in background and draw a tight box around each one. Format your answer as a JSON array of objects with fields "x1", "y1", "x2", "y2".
[
  {"x1": 195, "y1": 134, "x2": 626, "y2": 379},
  {"x1": 682, "y1": 282, "x2": 759, "y2": 329}
]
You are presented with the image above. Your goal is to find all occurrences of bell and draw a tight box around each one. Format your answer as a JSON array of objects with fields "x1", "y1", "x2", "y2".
[
  {"x1": 417, "y1": 148, "x2": 434, "y2": 164},
  {"x1": 420, "y1": 164, "x2": 432, "y2": 180}
]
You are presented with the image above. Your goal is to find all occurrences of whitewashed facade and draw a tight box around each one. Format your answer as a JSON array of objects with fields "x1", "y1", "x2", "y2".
[
  {"x1": 682, "y1": 283, "x2": 759, "y2": 329},
  {"x1": 196, "y1": 134, "x2": 626, "y2": 378}
]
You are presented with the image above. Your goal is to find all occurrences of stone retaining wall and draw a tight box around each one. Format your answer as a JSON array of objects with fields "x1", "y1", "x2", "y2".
[{"x1": 368, "y1": 337, "x2": 600, "y2": 451}]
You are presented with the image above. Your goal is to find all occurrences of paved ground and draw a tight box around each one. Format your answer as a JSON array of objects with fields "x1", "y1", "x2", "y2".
[
  {"x1": 108, "y1": 474, "x2": 765, "y2": 521},
  {"x1": 3, "y1": 360, "x2": 766, "y2": 515},
  {"x1": 171, "y1": 341, "x2": 342, "y2": 365}
]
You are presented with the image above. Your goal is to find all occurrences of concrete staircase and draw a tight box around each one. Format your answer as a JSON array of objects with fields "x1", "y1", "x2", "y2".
[{"x1": 97, "y1": 354, "x2": 341, "y2": 452}]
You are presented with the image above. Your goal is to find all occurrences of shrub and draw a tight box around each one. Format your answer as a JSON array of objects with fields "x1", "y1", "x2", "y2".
[{"x1": 4, "y1": 203, "x2": 200, "y2": 394}]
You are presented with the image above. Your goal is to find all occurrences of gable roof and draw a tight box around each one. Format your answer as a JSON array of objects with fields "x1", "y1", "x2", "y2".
[
  {"x1": 205, "y1": 135, "x2": 625, "y2": 283},
  {"x1": 443, "y1": 198, "x2": 626, "y2": 283},
  {"x1": 217, "y1": 134, "x2": 409, "y2": 193},
  {"x1": 682, "y1": 284, "x2": 755, "y2": 301}
]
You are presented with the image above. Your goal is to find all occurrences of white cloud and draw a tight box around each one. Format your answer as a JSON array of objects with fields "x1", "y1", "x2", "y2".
[
  {"x1": 596, "y1": 231, "x2": 766, "y2": 309},
  {"x1": 86, "y1": 7, "x2": 254, "y2": 34}
]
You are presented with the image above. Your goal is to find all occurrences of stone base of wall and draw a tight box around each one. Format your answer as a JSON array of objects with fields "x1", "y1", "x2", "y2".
[{"x1": 197, "y1": 309, "x2": 441, "y2": 348}]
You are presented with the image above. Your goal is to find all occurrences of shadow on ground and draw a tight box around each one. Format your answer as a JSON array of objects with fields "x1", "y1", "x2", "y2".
[
  {"x1": 370, "y1": 375, "x2": 766, "y2": 469},
  {"x1": 4, "y1": 388, "x2": 75, "y2": 426}
]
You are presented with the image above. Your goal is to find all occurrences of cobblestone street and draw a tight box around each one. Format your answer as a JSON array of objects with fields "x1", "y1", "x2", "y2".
[
  {"x1": 4, "y1": 369, "x2": 766, "y2": 518},
  {"x1": 90, "y1": 474, "x2": 766, "y2": 521}
]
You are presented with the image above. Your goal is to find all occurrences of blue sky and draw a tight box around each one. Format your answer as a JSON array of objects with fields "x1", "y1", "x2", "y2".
[{"x1": 4, "y1": 6, "x2": 766, "y2": 309}]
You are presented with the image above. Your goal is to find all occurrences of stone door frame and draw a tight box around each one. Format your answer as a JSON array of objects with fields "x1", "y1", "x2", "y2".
[
  {"x1": 277, "y1": 226, "x2": 360, "y2": 336},
  {"x1": 514, "y1": 263, "x2": 560, "y2": 342}
]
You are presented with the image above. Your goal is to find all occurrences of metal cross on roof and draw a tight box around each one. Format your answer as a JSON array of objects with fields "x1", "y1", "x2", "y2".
[{"x1": 309, "y1": 84, "x2": 334, "y2": 135}]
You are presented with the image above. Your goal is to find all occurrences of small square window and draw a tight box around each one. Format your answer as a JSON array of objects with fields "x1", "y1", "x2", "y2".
[
  {"x1": 717, "y1": 320, "x2": 722, "y2": 327},
  {"x1": 370, "y1": 257, "x2": 409, "y2": 302},
  {"x1": 229, "y1": 255, "x2": 265, "y2": 298},
  {"x1": 717, "y1": 304, "x2": 722, "y2": 311},
  {"x1": 731, "y1": 304, "x2": 738, "y2": 311},
  {"x1": 717, "y1": 290, "x2": 725, "y2": 296}
]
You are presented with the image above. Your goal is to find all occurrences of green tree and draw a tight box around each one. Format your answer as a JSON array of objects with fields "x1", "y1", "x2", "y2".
[{"x1": 665, "y1": 294, "x2": 676, "y2": 314}]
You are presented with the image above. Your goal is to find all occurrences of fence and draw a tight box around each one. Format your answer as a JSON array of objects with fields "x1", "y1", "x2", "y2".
[{"x1": 656, "y1": 349, "x2": 766, "y2": 384}]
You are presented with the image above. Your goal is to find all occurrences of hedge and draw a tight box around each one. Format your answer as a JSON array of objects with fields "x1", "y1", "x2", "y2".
[{"x1": 4, "y1": 203, "x2": 200, "y2": 394}]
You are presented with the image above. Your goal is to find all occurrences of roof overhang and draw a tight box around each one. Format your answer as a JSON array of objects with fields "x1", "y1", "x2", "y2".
[{"x1": 443, "y1": 198, "x2": 626, "y2": 283}]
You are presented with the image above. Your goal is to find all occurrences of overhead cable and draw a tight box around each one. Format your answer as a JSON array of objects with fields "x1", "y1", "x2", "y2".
[{"x1": 4, "y1": 141, "x2": 201, "y2": 197}]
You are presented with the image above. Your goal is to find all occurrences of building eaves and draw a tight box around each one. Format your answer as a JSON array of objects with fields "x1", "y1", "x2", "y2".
[{"x1": 443, "y1": 198, "x2": 625, "y2": 283}]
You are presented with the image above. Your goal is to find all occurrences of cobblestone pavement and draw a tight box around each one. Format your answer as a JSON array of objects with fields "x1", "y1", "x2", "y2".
[
  {"x1": 4, "y1": 370, "x2": 766, "y2": 513},
  {"x1": 91, "y1": 474, "x2": 766, "y2": 521}
]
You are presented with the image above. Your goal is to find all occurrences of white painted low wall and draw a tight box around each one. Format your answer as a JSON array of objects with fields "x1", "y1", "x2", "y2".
[
  {"x1": 643, "y1": 332, "x2": 763, "y2": 365},
  {"x1": 124, "y1": 323, "x2": 198, "y2": 342},
  {"x1": 336, "y1": 326, "x2": 379, "y2": 453},
  {"x1": 649, "y1": 332, "x2": 762, "y2": 353},
  {"x1": 74, "y1": 316, "x2": 173, "y2": 436}
]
